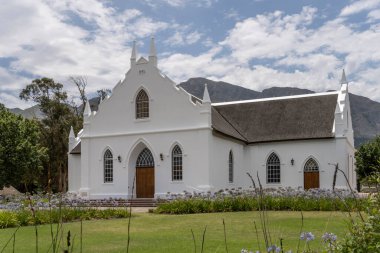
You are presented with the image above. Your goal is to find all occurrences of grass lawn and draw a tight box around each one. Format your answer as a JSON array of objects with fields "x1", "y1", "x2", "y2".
[{"x1": 0, "y1": 211, "x2": 351, "y2": 253}]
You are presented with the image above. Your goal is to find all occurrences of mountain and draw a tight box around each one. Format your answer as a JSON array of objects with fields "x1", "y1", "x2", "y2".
[
  {"x1": 9, "y1": 105, "x2": 44, "y2": 119},
  {"x1": 6, "y1": 77, "x2": 380, "y2": 147},
  {"x1": 179, "y1": 77, "x2": 380, "y2": 147}
]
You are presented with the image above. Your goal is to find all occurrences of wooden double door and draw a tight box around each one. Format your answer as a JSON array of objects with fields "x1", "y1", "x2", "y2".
[
  {"x1": 304, "y1": 172, "x2": 319, "y2": 190},
  {"x1": 136, "y1": 167, "x2": 155, "y2": 198}
]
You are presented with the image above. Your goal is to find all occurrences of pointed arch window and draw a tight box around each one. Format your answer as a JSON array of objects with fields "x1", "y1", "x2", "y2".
[
  {"x1": 304, "y1": 158, "x2": 319, "y2": 172},
  {"x1": 267, "y1": 153, "x2": 280, "y2": 183},
  {"x1": 136, "y1": 89, "x2": 149, "y2": 119},
  {"x1": 228, "y1": 150, "x2": 233, "y2": 183},
  {"x1": 172, "y1": 145, "x2": 183, "y2": 181},
  {"x1": 136, "y1": 148, "x2": 154, "y2": 167},
  {"x1": 104, "y1": 149, "x2": 113, "y2": 183}
]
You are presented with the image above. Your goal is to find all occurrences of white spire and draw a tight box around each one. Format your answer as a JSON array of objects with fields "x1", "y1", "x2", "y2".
[
  {"x1": 131, "y1": 41, "x2": 137, "y2": 65},
  {"x1": 69, "y1": 126, "x2": 75, "y2": 139},
  {"x1": 149, "y1": 36, "x2": 157, "y2": 67},
  {"x1": 202, "y1": 83, "x2": 211, "y2": 104},
  {"x1": 83, "y1": 100, "x2": 91, "y2": 117},
  {"x1": 340, "y1": 69, "x2": 348, "y2": 85}
]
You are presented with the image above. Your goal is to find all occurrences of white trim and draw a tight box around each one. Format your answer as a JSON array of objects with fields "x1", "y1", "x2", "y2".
[
  {"x1": 134, "y1": 118, "x2": 150, "y2": 123},
  {"x1": 212, "y1": 91, "x2": 339, "y2": 106},
  {"x1": 125, "y1": 138, "x2": 158, "y2": 168},
  {"x1": 81, "y1": 126, "x2": 211, "y2": 139}
]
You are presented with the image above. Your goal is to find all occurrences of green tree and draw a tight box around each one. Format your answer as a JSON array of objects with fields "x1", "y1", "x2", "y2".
[
  {"x1": 0, "y1": 104, "x2": 47, "y2": 191},
  {"x1": 20, "y1": 78, "x2": 82, "y2": 192},
  {"x1": 355, "y1": 135, "x2": 380, "y2": 181}
]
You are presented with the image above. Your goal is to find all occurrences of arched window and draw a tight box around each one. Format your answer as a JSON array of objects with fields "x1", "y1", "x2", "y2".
[
  {"x1": 304, "y1": 158, "x2": 319, "y2": 172},
  {"x1": 136, "y1": 148, "x2": 154, "y2": 167},
  {"x1": 172, "y1": 145, "x2": 183, "y2": 181},
  {"x1": 228, "y1": 150, "x2": 233, "y2": 183},
  {"x1": 267, "y1": 153, "x2": 280, "y2": 183},
  {"x1": 136, "y1": 89, "x2": 149, "y2": 119},
  {"x1": 104, "y1": 149, "x2": 113, "y2": 183}
]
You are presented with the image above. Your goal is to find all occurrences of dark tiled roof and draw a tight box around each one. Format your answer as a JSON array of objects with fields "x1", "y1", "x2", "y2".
[
  {"x1": 212, "y1": 94, "x2": 338, "y2": 144},
  {"x1": 70, "y1": 142, "x2": 81, "y2": 154}
]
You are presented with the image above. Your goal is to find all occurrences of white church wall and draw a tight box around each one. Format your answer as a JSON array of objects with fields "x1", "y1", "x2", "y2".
[
  {"x1": 247, "y1": 139, "x2": 346, "y2": 189},
  {"x1": 209, "y1": 134, "x2": 252, "y2": 191},
  {"x1": 68, "y1": 154, "x2": 81, "y2": 192},
  {"x1": 87, "y1": 60, "x2": 210, "y2": 138},
  {"x1": 81, "y1": 128, "x2": 211, "y2": 199},
  {"x1": 68, "y1": 39, "x2": 357, "y2": 199}
]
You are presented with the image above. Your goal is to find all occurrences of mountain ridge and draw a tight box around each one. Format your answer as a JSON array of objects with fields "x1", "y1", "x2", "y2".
[
  {"x1": 179, "y1": 77, "x2": 380, "y2": 147},
  {"x1": 6, "y1": 77, "x2": 380, "y2": 148}
]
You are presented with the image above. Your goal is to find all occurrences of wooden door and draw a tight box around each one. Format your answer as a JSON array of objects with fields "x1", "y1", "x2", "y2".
[
  {"x1": 136, "y1": 167, "x2": 154, "y2": 198},
  {"x1": 304, "y1": 172, "x2": 319, "y2": 190}
]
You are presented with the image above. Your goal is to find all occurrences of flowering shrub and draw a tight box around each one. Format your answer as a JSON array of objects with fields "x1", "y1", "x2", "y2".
[
  {"x1": 0, "y1": 192, "x2": 130, "y2": 211},
  {"x1": 0, "y1": 208, "x2": 128, "y2": 229},
  {"x1": 155, "y1": 188, "x2": 365, "y2": 214},
  {"x1": 0, "y1": 193, "x2": 129, "y2": 229},
  {"x1": 338, "y1": 192, "x2": 380, "y2": 252}
]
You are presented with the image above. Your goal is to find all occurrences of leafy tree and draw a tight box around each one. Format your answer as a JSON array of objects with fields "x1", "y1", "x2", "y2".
[
  {"x1": 97, "y1": 88, "x2": 111, "y2": 100},
  {"x1": 69, "y1": 76, "x2": 87, "y2": 114},
  {"x1": 355, "y1": 135, "x2": 380, "y2": 181},
  {"x1": 20, "y1": 78, "x2": 82, "y2": 192},
  {"x1": 0, "y1": 103, "x2": 47, "y2": 191}
]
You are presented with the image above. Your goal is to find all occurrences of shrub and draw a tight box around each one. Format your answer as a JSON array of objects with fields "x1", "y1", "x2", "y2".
[
  {"x1": 0, "y1": 208, "x2": 129, "y2": 229},
  {"x1": 155, "y1": 188, "x2": 366, "y2": 214},
  {"x1": 338, "y1": 192, "x2": 380, "y2": 252}
]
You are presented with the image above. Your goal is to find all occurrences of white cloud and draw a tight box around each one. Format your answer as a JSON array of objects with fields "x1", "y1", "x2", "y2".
[
  {"x1": 144, "y1": 0, "x2": 217, "y2": 8},
  {"x1": 340, "y1": 0, "x2": 380, "y2": 16},
  {"x1": 221, "y1": 7, "x2": 317, "y2": 63},
  {"x1": 224, "y1": 8, "x2": 240, "y2": 21},
  {"x1": 159, "y1": 4, "x2": 380, "y2": 102},
  {"x1": 0, "y1": 0, "x2": 175, "y2": 108},
  {"x1": 368, "y1": 9, "x2": 380, "y2": 21},
  {"x1": 165, "y1": 31, "x2": 202, "y2": 46},
  {"x1": 1, "y1": 0, "x2": 380, "y2": 110}
]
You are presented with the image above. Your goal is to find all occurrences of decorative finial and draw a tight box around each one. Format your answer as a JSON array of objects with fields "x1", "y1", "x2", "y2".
[
  {"x1": 131, "y1": 41, "x2": 137, "y2": 65},
  {"x1": 203, "y1": 83, "x2": 211, "y2": 104},
  {"x1": 83, "y1": 100, "x2": 91, "y2": 117},
  {"x1": 340, "y1": 69, "x2": 348, "y2": 85},
  {"x1": 69, "y1": 126, "x2": 75, "y2": 139},
  {"x1": 149, "y1": 36, "x2": 157, "y2": 67}
]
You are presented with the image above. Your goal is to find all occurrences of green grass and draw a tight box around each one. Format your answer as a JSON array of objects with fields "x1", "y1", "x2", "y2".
[{"x1": 0, "y1": 211, "x2": 351, "y2": 253}]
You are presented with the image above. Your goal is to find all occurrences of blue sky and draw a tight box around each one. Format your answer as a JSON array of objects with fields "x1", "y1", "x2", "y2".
[{"x1": 1, "y1": 0, "x2": 380, "y2": 109}]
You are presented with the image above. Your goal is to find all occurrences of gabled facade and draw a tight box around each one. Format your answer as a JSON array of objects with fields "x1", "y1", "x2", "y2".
[{"x1": 68, "y1": 38, "x2": 356, "y2": 199}]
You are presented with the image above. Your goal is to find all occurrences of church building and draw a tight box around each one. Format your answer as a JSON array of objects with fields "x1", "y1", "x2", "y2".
[{"x1": 68, "y1": 38, "x2": 356, "y2": 199}]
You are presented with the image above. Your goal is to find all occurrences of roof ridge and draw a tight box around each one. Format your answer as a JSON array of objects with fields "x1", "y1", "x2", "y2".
[
  {"x1": 212, "y1": 91, "x2": 339, "y2": 106},
  {"x1": 212, "y1": 107, "x2": 248, "y2": 142}
]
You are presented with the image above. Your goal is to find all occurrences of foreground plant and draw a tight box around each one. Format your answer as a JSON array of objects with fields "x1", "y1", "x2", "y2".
[{"x1": 338, "y1": 192, "x2": 380, "y2": 252}]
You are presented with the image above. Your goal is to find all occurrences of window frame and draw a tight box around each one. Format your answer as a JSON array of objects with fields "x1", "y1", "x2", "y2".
[
  {"x1": 103, "y1": 149, "x2": 114, "y2": 183},
  {"x1": 136, "y1": 148, "x2": 155, "y2": 167},
  {"x1": 304, "y1": 158, "x2": 319, "y2": 172},
  {"x1": 135, "y1": 89, "x2": 149, "y2": 119},
  {"x1": 171, "y1": 145, "x2": 183, "y2": 181},
  {"x1": 266, "y1": 152, "x2": 281, "y2": 184},
  {"x1": 228, "y1": 150, "x2": 233, "y2": 183}
]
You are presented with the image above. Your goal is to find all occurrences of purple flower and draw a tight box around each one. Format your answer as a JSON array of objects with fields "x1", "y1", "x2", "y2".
[
  {"x1": 267, "y1": 245, "x2": 280, "y2": 252},
  {"x1": 322, "y1": 232, "x2": 337, "y2": 243},
  {"x1": 300, "y1": 232, "x2": 315, "y2": 241}
]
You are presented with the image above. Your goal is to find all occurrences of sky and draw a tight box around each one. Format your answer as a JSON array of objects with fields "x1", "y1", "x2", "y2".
[{"x1": 1, "y1": 0, "x2": 380, "y2": 109}]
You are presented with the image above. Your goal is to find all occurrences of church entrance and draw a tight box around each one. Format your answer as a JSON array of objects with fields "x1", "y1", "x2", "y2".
[
  {"x1": 303, "y1": 158, "x2": 320, "y2": 190},
  {"x1": 135, "y1": 148, "x2": 155, "y2": 198}
]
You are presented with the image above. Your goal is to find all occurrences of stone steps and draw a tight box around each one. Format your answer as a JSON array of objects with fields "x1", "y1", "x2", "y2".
[
  {"x1": 126, "y1": 198, "x2": 157, "y2": 207},
  {"x1": 65, "y1": 198, "x2": 158, "y2": 208}
]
